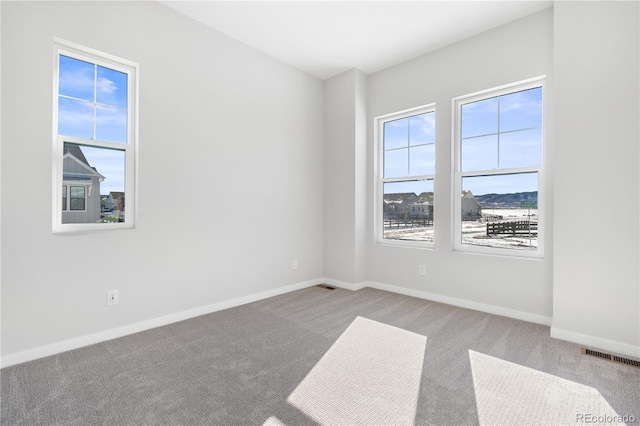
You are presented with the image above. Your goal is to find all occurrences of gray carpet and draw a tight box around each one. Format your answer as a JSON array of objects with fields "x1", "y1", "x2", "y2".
[{"x1": 2, "y1": 286, "x2": 639, "y2": 425}]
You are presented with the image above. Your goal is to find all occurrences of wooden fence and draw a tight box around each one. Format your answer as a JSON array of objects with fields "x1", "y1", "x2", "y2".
[
  {"x1": 486, "y1": 220, "x2": 537, "y2": 236},
  {"x1": 384, "y1": 217, "x2": 433, "y2": 229}
]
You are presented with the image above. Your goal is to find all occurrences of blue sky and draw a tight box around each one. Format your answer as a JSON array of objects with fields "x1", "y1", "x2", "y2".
[
  {"x1": 58, "y1": 55, "x2": 128, "y2": 194},
  {"x1": 384, "y1": 87, "x2": 542, "y2": 196}
]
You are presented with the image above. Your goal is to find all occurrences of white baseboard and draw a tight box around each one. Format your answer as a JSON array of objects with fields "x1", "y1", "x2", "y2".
[
  {"x1": 7, "y1": 276, "x2": 635, "y2": 368},
  {"x1": 550, "y1": 327, "x2": 640, "y2": 359},
  {"x1": 361, "y1": 280, "x2": 553, "y2": 326},
  {"x1": 1, "y1": 278, "x2": 323, "y2": 369},
  {"x1": 321, "y1": 278, "x2": 366, "y2": 291}
]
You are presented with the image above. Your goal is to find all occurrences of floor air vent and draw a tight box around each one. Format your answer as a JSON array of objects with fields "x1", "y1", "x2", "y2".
[
  {"x1": 582, "y1": 348, "x2": 640, "y2": 368},
  {"x1": 317, "y1": 285, "x2": 336, "y2": 290}
]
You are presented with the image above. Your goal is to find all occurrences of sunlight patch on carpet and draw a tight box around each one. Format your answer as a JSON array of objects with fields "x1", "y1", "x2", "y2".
[
  {"x1": 469, "y1": 350, "x2": 626, "y2": 426},
  {"x1": 262, "y1": 416, "x2": 286, "y2": 426},
  {"x1": 287, "y1": 316, "x2": 426, "y2": 426}
]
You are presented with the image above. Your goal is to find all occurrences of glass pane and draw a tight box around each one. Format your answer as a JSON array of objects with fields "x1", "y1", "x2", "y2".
[
  {"x1": 409, "y1": 144, "x2": 435, "y2": 176},
  {"x1": 96, "y1": 105, "x2": 127, "y2": 143},
  {"x1": 70, "y1": 186, "x2": 85, "y2": 197},
  {"x1": 461, "y1": 97, "x2": 498, "y2": 138},
  {"x1": 384, "y1": 117, "x2": 409, "y2": 150},
  {"x1": 461, "y1": 135, "x2": 498, "y2": 172},
  {"x1": 63, "y1": 143, "x2": 126, "y2": 224},
  {"x1": 58, "y1": 97, "x2": 94, "y2": 139},
  {"x1": 70, "y1": 198, "x2": 85, "y2": 210},
  {"x1": 409, "y1": 112, "x2": 435, "y2": 146},
  {"x1": 500, "y1": 87, "x2": 542, "y2": 132},
  {"x1": 383, "y1": 180, "x2": 434, "y2": 242},
  {"x1": 59, "y1": 55, "x2": 94, "y2": 101},
  {"x1": 384, "y1": 148, "x2": 408, "y2": 178},
  {"x1": 461, "y1": 172, "x2": 538, "y2": 251},
  {"x1": 97, "y1": 66, "x2": 128, "y2": 108},
  {"x1": 70, "y1": 186, "x2": 86, "y2": 211},
  {"x1": 500, "y1": 128, "x2": 542, "y2": 169}
]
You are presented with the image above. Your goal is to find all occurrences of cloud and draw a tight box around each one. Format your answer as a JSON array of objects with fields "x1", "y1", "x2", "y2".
[{"x1": 97, "y1": 77, "x2": 117, "y2": 95}]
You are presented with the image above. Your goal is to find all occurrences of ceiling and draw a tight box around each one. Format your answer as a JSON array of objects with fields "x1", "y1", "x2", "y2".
[{"x1": 160, "y1": 1, "x2": 553, "y2": 80}]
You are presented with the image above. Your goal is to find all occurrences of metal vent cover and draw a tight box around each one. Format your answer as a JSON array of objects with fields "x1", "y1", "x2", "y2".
[{"x1": 582, "y1": 348, "x2": 640, "y2": 368}]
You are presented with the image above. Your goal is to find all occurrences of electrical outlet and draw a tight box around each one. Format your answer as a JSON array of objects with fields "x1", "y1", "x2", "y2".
[
  {"x1": 419, "y1": 265, "x2": 426, "y2": 276},
  {"x1": 293, "y1": 259, "x2": 299, "y2": 270},
  {"x1": 107, "y1": 290, "x2": 119, "y2": 306}
]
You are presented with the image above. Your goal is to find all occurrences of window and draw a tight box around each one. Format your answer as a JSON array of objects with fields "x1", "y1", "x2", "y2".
[
  {"x1": 53, "y1": 39, "x2": 137, "y2": 232},
  {"x1": 453, "y1": 78, "x2": 544, "y2": 256},
  {"x1": 68, "y1": 186, "x2": 86, "y2": 211},
  {"x1": 376, "y1": 105, "x2": 435, "y2": 246}
]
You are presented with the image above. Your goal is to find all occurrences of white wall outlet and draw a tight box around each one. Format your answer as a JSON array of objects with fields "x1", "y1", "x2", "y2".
[
  {"x1": 293, "y1": 259, "x2": 299, "y2": 270},
  {"x1": 419, "y1": 265, "x2": 426, "y2": 276},
  {"x1": 107, "y1": 290, "x2": 119, "y2": 306}
]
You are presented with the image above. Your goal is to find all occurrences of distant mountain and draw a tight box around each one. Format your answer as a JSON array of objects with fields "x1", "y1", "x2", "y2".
[{"x1": 475, "y1": 191, "x2": 538, "y2": 209}]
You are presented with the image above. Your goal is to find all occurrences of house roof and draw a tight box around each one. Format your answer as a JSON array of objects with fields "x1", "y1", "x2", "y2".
[
  {"x1": 383, "y1": 192, "x2": 434, "y2": 205},
  {"x1": 414, "y1": 192, "x2": 434, "y2": 204},
  {"x1": 63, "y1": 144, "x2": 90, "y2": 167},
  {"x1": 383, "y1": 193, "x2": 416, "y2": 204},
  {"x1": 63, "y1": 144, "x2": 105, "y2": 181}
]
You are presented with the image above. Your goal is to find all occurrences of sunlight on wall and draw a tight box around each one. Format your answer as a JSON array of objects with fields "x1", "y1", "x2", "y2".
[{"x1": 469, "y1": 350, "x2": 627, "y2": 426}]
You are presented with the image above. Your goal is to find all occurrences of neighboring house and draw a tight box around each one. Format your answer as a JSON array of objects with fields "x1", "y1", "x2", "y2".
[
  {"x1": 385, "y1": 190, "x2": 480, "y2": 221},
  {"x1": 384, "y1": 192, "x2": 434, "y2": 220},
  {"x1": 383, "y1": 193, "x2": 417, "y2": 220},
  {"x1": 101, "y1": 193, "x2": 115, "y2": 212},
  {"x1": 62, "y1": 145, "x2": 104, "y2": 224},
  {"x1": 408, "y1": 192, "x2": 434, "y2": 219},
  {"x1": 461, "y1": 190, "x2": 482, "y2": 221},
  {"x1": 109, "y1": 192, "x2": 125, "y2": 213}
]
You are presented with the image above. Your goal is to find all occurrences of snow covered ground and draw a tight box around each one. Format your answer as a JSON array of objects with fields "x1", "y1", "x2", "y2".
[{"x1": 383, "y1": 208, "x2": 537, "y2": 250}]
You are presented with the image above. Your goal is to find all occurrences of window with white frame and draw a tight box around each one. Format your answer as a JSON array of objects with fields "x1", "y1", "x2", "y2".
[
  {"x1": 453, "y1": 78, "x2": 544, "y2": 255},
  {"x1": 53, "y1": 40, "x2": 137, "y2": 232},
  {"x1": 376, "y1": 105, "x2": 435, "y2": 245}
]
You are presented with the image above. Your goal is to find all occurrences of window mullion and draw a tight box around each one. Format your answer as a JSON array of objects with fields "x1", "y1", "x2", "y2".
[
  {"x1": 93, "y1": 64, "x2": 97, "y2": 140},
  {"x1": 497, "y1": 96, "x2": 501, "y2": 169}
]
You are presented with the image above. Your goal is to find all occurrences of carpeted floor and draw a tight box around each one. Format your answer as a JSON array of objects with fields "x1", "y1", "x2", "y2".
[{"x1": 2, "y1": 286, "x2": 639, "y2": 425}]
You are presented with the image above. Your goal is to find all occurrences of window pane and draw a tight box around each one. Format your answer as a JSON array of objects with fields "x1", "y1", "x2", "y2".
[
  {"x1": 500, "y1": 128, "x2": 542, "y2": 169},
  {"x1": 499, "y1": 87, "x2": 542, "y2": 132},
  {"x1": 461, "y1": 172, "x2": 538, "y2": 251},
  {"x1": 383, "y1": 180, "x2": 434, "y2": 243},
  {"x1": 461, "y1": 97, "x2": 498, "y2": 138},
  {"x1": 409, "y1": 112, "x2": 435, "y2": 146},
  {"x1": 461, "y1": 134, "x2": 498, "y2": 172},
  {"x1": 97, "y1": 66, "x2": 128, "y2": 108},
  {"x1": 59, "y1": 55, "x2": 94, "y2": 101},
  {"x1": 96, "y1": 105, "x2": 127, "y2": 143},
  {"x1": 384, "y1": 117, "x2": 409, "y2": 150},
  {"x1": 409, "y1": 144, "x2": 435, "y2": 176},
  {"x1": 70, "y1": 186, "x2": 86, "y2": 211},
  {"x1": 63, "y1": 143, "x2": 126, "y2": 224},
  {"x1": 70, "y1": 199, "x2": 85, "y2": 210},
  {"x1": 58, "y1": 97, "x2": 94, "y2": 139},
  {"x1": 62, "y1": 186, "x2": 67, "y2": 211},
  {"x1": 384, "y1": 148, "x2": 408, "y2": 178}
]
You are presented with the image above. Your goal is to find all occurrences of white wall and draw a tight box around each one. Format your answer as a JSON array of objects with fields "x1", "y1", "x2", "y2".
[
  {"x1": 1, "y1": 1, "x2": 324, "y2": 363},
  {"x1": 552, "y1": 1, "x2": 640, "y2": 357},
  {"x1": 362, "y1": 9, "x2": 554, "y2": 323},
  {"x1": 3, "y1": 1, "x2": 638, "y2": 366},
  {"x1": 323, "y1": 69, "x2": 368, "y2": 285}
]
